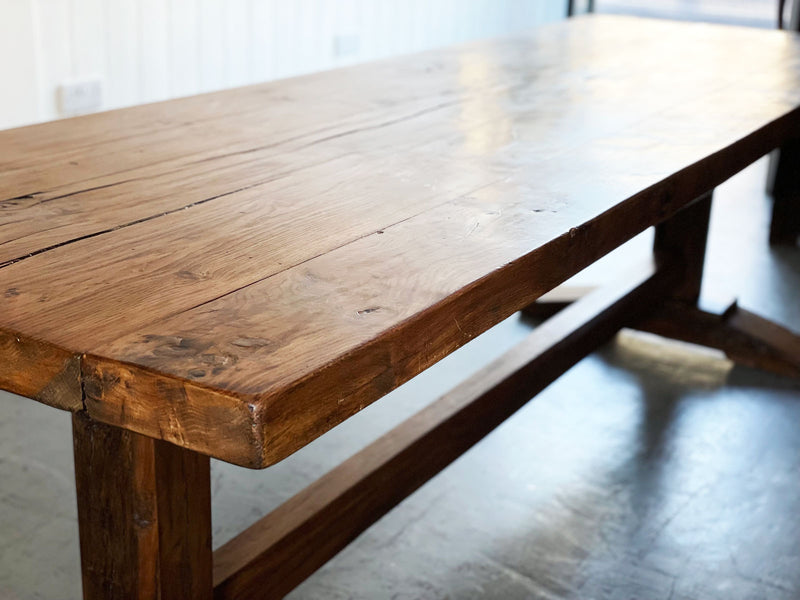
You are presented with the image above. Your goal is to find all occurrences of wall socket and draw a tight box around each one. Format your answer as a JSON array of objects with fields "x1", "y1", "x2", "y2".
[
  {"x1": 58, "y1": 79, "x2": 103, "y2": 116},
  {"x1": 333, "y1": 34, "x2": 360, "y2": 58}
]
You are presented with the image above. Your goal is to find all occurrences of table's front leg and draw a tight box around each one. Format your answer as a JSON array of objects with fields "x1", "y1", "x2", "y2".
[
  {"x1": 769, "y1": 139, "x2": 800, "y2": 246},
  {"x1": 72, "y1": 413, "x2": 213, "y2": 600}
]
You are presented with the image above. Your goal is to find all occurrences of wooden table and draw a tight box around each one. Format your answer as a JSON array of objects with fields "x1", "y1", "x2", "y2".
[{"x1": 1, "y1": 14, "x2": 799, "y2": 599}]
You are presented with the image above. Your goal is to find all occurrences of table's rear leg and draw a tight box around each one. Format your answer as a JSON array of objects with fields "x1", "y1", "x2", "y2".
[
  {"x1": 768, "y1": 139, "x2": 800, "y2": 246},
  {"x1": 644, "y1": 190, "x2": 799, "y2": 376},
  {"x1": 524, "y1": 190, "x2": 800, "y2": 378},
  {"x1": 72, "y1": 412, "x2": 213, "y2": 600},
  {"x1": 523, "y1": 191, "x2": 712, "y2": 319},
  {"x1": 653, "y1": 190, "x2": 712, "y2": 303}
]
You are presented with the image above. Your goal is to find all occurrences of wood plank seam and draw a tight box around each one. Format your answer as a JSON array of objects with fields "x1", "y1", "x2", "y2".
[
  {"x1": 0, "y1": 84, "x2": 543, "y2": 269},
  {"x1": 0, "y1": 153, "x2": 345, "y2": 269},
  {"x1": 4, "y1": 55, "x2": 797, "y2": 273}
]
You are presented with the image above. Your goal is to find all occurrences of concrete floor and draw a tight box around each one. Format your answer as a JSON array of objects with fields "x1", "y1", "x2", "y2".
[{"x1": 2, "y1": 151, "x2": 799, "y2": 598}]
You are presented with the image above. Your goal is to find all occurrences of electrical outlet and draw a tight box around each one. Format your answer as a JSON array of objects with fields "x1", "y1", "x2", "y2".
[
  {"x1": 58, "y1": 79, "x2": 103, "y2": 116},
  {"x1": 333, "y1": 34, "x2": 360, "y2": 58}
]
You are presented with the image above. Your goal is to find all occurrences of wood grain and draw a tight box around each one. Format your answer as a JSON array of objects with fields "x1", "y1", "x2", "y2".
[
  {"x1": 73, "y1": 412, "x2": 212, "y2": 599},
  {"x1": 0, "y1": 328, "x2": 80, "y2": 410},
  {"x1": 2, "y1": 16, "x2": 800, "y2": 466},
  {"x1": 212, "y1": 258, "x2": 673, "y2": 599}
]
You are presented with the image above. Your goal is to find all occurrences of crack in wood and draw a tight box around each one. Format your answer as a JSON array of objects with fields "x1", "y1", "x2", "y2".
[
  {"x1": 0, "y1": 179, "x2": 285, "y2": 270},
  {"x1": 145, "y1": 178, "x2": 504, "y2": 326}
]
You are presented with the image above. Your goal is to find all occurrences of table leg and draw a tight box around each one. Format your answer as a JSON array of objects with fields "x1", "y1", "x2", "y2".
[
  {"x1": 768, "y1": 140, "x2": 800, "y2": 245},
  {"x1": 523, "y1": 189, "x2": 800, "y2": 378},
  {"x1": 524, "y1": 191, "x2": 712, "y2": 320},
  {"x1": 72, "y1": 412, "x2": 213, "y2": 600},
  {"x1": 653, "y1": 191, "x2": 712, "y2": 303},
  {"x1": 648, "y1": 191, "x2": 800, "y2": 376}
]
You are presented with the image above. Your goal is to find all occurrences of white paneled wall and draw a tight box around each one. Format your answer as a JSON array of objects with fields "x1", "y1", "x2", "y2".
[{"x1": 0, "y1": 0, "x2": 565, "y2": 130}]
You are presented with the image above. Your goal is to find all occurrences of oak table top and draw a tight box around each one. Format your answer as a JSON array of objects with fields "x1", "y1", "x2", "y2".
[{"x1": 2, "y1": 15, "x2": 799, "y2": 468}]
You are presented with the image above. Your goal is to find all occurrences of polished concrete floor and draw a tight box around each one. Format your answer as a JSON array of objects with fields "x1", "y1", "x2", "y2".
[{"x1": 1, "y1": 151, "x2": 799, "y2": 598}]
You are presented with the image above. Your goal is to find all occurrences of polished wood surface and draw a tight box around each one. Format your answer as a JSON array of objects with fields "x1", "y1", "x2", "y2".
[
  {"x1": 73, "y1": 412, "x2": 212, "y2": 600},
  {"x1": 3, "y1": 16, "x2": 800, "y2": 467}
]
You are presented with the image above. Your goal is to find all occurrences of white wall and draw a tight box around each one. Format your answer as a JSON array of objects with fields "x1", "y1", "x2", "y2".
[{"x1": 0, "y1": 0, "x2": 566, "y2": 130}]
